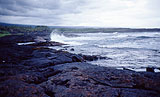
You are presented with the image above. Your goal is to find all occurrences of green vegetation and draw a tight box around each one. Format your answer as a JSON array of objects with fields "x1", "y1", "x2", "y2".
[
  {"x1": 0, "y1": 31, "x2": 11, "y2": 37},
  {"x1": 0, "y1": 33, "x2": 11, "y2": 37},
  {"x1": 0, "y1": 24, "x2": 52, "y2": 36},
  {"x1": 0, "y1": 28, "x2": 25, "y2": 37}
]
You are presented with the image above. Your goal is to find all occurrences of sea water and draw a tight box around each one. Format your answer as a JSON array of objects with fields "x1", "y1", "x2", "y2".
[{"x1": 50, "y1": 30, "x2": 160, "y2": 71}]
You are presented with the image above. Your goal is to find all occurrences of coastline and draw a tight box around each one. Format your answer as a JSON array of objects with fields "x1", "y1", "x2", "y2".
[{"x1": 0, "y1": 35, "x2": 160, "y2": 97}]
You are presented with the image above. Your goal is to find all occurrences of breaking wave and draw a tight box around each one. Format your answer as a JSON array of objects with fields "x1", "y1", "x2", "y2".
[
  {"x1": 50, "y1": 29, "x2": 84, "y2": 45},
  {"x1": 49, "y1": 30, "x2": 160, "y2": 70}
]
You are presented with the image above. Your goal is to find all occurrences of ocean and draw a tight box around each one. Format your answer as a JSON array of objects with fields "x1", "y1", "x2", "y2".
[{"x1": 50, "y1": 29, "x2": 160, "y2": 72}]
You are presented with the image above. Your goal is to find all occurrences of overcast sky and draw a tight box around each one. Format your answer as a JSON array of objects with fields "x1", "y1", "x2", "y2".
[{"x1": 0, "y1": 0, "x2": 160, "y2": 28}]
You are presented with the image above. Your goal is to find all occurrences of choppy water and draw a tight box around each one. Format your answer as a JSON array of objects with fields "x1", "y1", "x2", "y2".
[{"x1": 50, "y1": 30, "x2": 160, "y2": 71}]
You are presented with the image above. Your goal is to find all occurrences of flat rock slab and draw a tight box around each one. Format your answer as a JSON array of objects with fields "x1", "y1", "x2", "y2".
[{"x1": 40, "y1": 62, "x2": 160, "y2": 97}]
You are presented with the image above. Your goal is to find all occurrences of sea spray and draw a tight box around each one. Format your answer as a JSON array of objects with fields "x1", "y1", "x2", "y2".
[
  {"x1": 50, "y1": 29, "x2": 84, "y2": 45},
  {"x1": 50, "y1": 31, "x2": 160, "y2": 70}
]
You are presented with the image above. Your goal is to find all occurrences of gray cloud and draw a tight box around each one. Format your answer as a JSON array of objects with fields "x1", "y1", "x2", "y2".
[
  {"x1": 0, "y1": 0, "x2": 87, "y2": 25},
  {"x1": 0, "y1": 0, "x2": 160, "y2": 27},
  {"x1": 0, "y1": 0, "x2": 86, "y2": 17}
]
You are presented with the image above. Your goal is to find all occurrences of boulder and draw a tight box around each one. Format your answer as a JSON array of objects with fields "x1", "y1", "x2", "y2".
[{"x1": 146, "y1": 67, "x2": 154, "y2": 72}]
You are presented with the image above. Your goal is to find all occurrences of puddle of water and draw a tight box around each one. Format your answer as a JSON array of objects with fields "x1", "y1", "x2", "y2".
[{"x1": 17, "y1": 42, "x2": 35, "y2": 45}]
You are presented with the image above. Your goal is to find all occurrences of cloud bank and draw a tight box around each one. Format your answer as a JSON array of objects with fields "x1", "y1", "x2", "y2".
[{"x1": 0, "y1": 0, "x2": 160, "y2": 27}]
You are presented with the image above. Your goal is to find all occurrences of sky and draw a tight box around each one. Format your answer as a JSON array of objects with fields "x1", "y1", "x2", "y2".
[{"x1": 0, "y1": 0, "x2": 160, "y2": 28}]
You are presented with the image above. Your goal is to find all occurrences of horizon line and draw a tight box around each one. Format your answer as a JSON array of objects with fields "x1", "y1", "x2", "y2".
[{"x1": 0, "y1": 22, "x2": 160, "y2": 29}]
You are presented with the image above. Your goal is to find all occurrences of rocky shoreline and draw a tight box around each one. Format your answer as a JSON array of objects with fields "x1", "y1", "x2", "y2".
[{"x1": 0, "y1": 35, "x2": 160, "y2": 97}]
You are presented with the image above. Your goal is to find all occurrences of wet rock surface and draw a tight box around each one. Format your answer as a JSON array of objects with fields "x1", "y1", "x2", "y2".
[
  {"x1": 41, "y1": 63, "x2": 160, "y2": 97},
  {"x1": 0, "y1": 35, "x2": 160, "y2": 97}
]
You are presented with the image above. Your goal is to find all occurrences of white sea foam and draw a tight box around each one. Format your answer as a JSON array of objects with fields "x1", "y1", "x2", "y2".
[
  {"x1": 50, "y1": 30, "x2": 104, "y2": 45},
  {"x1": 17, "y1": 42, "x2": 35, "y2": 45},
  {"x1": 50, "y1": 30, "x2": 83, "y2": 45},
  {"x1": 49, "y1": 30, "x2": 160, "y2": 69}
]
